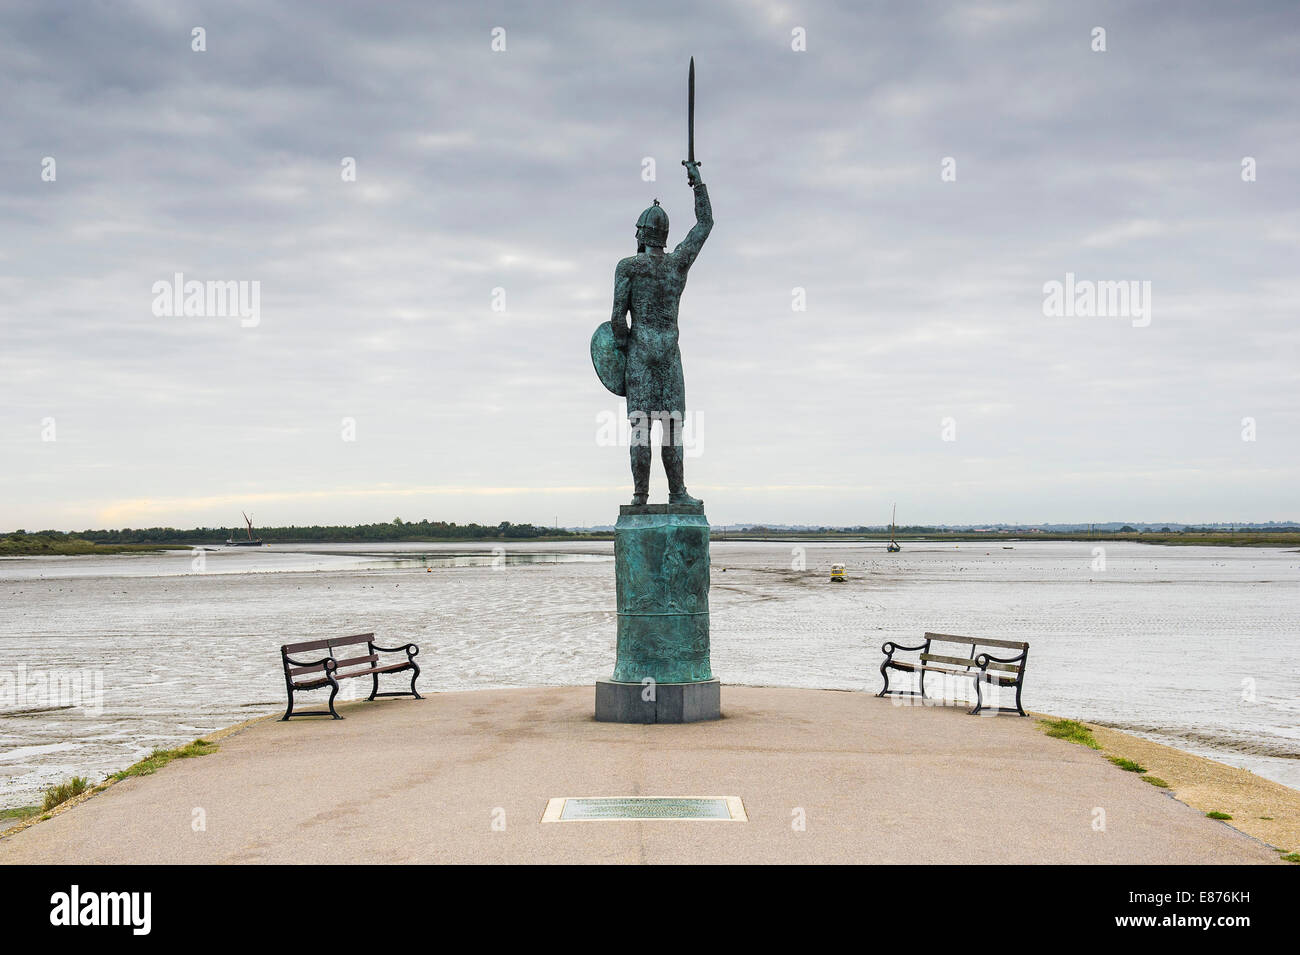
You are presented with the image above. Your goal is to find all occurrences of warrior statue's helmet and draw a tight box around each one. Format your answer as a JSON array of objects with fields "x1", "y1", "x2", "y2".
[{"x1": 635, "y1": 199, "x2": 669, "y2": 251}]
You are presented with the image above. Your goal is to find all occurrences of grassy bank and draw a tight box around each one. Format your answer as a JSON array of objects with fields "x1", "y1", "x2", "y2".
[
  {"x1": 0, "y1": 536, "x2": 172, "y2": 556},
  {"x1": 0, "y1": 805, "x2": 39, "y2": 826},
  {"x1": 110, "y1": 739, "x2": 216, "y2": 779},
  {"x1": 1, "y1": 739, "x2": 220, "y2": 837}
]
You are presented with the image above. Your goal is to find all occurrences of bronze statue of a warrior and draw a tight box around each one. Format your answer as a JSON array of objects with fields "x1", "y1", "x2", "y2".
[{"x1": 591, "y1": 59, "x2": 712, "y2": 506}]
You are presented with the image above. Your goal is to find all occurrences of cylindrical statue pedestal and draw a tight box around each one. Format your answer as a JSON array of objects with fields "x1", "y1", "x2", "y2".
[{"x1": 595, "y1": 502, "x2": 721, "y2": 723}]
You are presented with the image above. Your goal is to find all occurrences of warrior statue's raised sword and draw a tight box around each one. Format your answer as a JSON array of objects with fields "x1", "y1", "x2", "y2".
[{"x1": 591, "y1": 57, "x2": 713, "y2": 507}]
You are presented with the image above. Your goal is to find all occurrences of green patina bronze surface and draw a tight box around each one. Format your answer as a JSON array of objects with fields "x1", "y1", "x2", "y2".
[
  {"x1": 593, "y1": 159, "x2": 711, "y2": 507},
  {"x1": 612, "y1": 503, "x2": 711, "y2": 683}
]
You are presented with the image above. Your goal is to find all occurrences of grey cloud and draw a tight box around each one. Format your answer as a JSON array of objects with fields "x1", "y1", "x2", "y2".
[{"x1": 1, "y1": 0, "x2": 1296, "y2": 529}]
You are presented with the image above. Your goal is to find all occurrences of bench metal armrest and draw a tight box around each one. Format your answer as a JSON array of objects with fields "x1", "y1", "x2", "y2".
[
  {"x1": 881, "y1": 641, "x2": 928, "y2": 658},
  {"x1": 975, "y1": 651, "x2": 1026, "y2": 667},
  {"x1": 283, "y1": 654, "x2": 337, "y2": 673},
  {"x1": 370, "y1": 642, "x2": 419, "y2": 659}
]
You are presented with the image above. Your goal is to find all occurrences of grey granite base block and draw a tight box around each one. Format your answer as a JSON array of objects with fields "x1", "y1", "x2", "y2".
[{"x1": 594, "y1": 678, "x2": 721, "y2": 724}]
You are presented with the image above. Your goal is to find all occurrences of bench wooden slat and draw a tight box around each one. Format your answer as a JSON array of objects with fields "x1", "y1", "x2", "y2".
[
  {"x1": 292, "y1": 660, "x2": 412, "y2": 687},
  {"x1": 917, "y1": 664, "x2": 977, "y2": 677},
  {"x1": 982, "y1": 673, "x2": 1019, "y2": 686},
  {"x1": 334, "y1": 654, "x2": 379, "y2": 669},
  {"x1": 981, "y1": 660, "x2": 1020, "y2": 673},
  {"x1": 885, "y1": 662, "x2": 1022, "y2": 682},
  {"x1": 361, "y1": 662, "x2": 413, "y2": 675},
  {"x1": 924, "y1": 632, "x2": 1028, "y2": 650},
  {"x1": 288, "y1": 662, "x2": 328, "y2": 676},
  {"x1": 920, "y1": 653, "x2": 978, "y2": 668},
  {"x1": 921, "y1": 653, "x2": 1020, "y2": 673},
  {"x1": 282, "y1": 633, "x2": 374, "y2": 654},
  {"x1": 335, "y1": 662, "x2": 414, "y2": 680},
  {"x1": 887, "y1": 661, "x2": 965, "y2": 675}
]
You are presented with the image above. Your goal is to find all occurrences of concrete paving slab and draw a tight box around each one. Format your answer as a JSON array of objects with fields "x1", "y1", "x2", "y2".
[{"x1": 0, "y1": 687, "x2": 1282, "y2": 864}]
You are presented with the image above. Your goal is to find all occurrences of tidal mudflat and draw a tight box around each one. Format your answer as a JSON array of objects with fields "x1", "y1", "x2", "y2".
[{"x1": 1, "y1": 539, "x2": 1296, "y2": 807}]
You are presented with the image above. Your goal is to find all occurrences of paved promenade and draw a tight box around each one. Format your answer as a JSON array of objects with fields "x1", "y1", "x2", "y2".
[{"x1": 0, "y1": 687, "x2": 1282, "y2": 864}]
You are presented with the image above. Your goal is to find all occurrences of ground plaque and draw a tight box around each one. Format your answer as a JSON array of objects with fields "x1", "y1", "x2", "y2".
[{"x1": 542, "y1": 796, "x2": 746, "y2": 822}]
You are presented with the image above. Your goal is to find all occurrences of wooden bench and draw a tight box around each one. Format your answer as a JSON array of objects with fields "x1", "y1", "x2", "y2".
[
  {"x1": 280, "y1": 632, "x2": 422, "y2": 721},
  {"x1": 878, "y1": 632, "x2": 1029, "y2": 716}
]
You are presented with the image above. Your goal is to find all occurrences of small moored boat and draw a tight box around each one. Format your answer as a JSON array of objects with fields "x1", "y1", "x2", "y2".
[{"x1": 886, "y1": 504, "x2": 901, "y2": 553}]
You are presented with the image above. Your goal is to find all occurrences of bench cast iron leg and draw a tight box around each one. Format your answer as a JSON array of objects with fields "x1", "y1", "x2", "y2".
[
  {"x1": 281, "y1": 690, "x2": 294, "y2": 721},
  {"x1": 1015, "y1": 679, "x2": 1026, "y2": 717},
  {"x1": 410, "y1": 659, "x2": 423, "y2": 699},
  {"x1": 877, "y1": 663, "x2": 890, "y2": 697},
  {"x1": 368, "y1": 671, "x2": 379, "y2": 702},
  {"x1": 970, "y1": 675, "x2": 983, "y2": 716},
  {"x1": 327, "y1": 680, "x2": 342, "y2": 719}
]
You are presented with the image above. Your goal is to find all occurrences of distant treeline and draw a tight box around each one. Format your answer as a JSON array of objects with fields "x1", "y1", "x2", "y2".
[
  {"x1": 4, "y1": 518, "x2": 574, "y2": 547},
  {"x1": 4, "y1": 520, "x2": 1297, "y2": 558}
]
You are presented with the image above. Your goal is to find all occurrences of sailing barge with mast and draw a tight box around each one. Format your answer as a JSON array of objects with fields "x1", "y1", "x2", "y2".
[
  {"x1": 887, "y1": 504, "x2": 901, "y2": 553},
  {"x1": 225, "y1": 512, "x2": 264, "y2": 547}
]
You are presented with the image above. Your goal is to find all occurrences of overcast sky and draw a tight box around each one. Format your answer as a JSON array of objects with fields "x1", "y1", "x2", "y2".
[{"x1": 2, "y1": 0, "x2": 1297, "y2": 531}]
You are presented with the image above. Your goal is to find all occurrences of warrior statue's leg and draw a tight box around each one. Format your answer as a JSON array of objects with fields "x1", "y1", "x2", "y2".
[
  {"x1": 629, "y1": 413, "x2": 650, "y2": 506},
  {"x1": 662, "y1": 413, "x2": 701, "y2": 506}
]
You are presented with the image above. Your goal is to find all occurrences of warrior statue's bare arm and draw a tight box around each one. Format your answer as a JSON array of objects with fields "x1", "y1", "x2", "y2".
[
  {"x1": 673, "y1": 161, "x2": 712, "y2": 270},
  {"x1": 609, "y1": 258, "x2": 631, "y2": 346}
]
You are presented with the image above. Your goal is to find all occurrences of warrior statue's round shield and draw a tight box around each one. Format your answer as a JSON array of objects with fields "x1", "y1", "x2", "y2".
[{"x1": 590, "y1": 323, "x2": 627, "y2": 397}]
